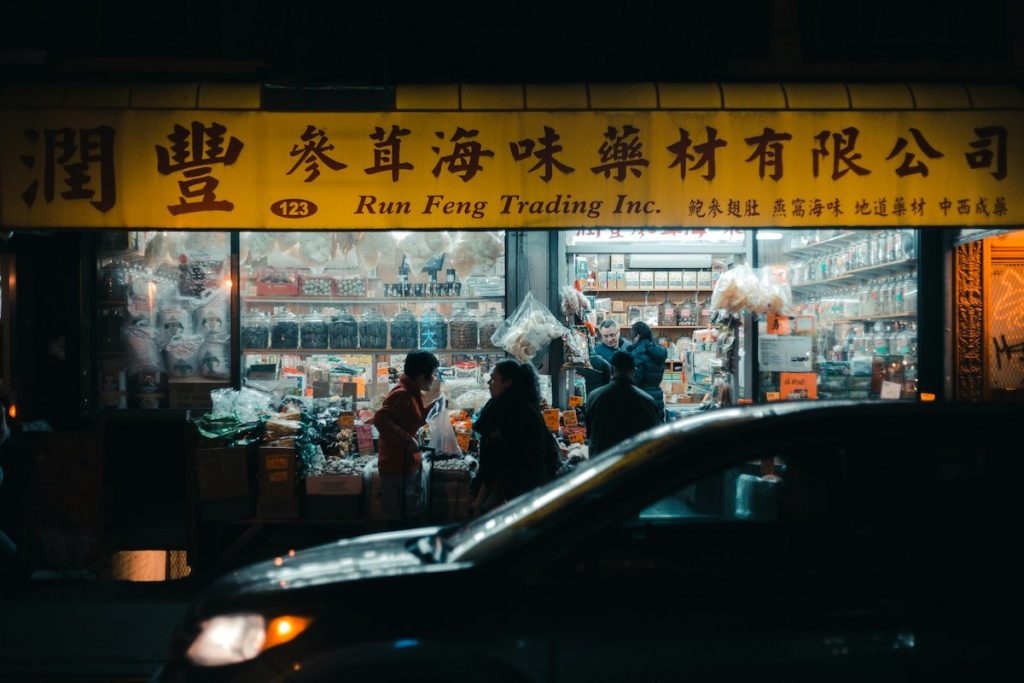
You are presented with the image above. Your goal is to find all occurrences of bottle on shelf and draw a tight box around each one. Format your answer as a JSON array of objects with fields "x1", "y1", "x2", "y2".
[
  {"x1": 359, "y1": 308, "x2": 388, "y2": 349},
  {"x1": 270, "y1": 310, "x2": 299, "y2": 349},
  {"x1": 389, "y1": 308, "x2": 419, "y2": 349},
  {"x1": 241, "y1": 311, "x2": 270, "y2": 349},
  {"x1": 419, "y1": 307, "x2": 448, "y2": 350},
  {"x1": 450, "y1": 306, "x2": 479, "y2": 349},
  {"x1": 478, "y1": 307, "x2": 502, "y2": 349},
  {"x1": 300, "y1": 312, "x2": 329, "y2": 349}
]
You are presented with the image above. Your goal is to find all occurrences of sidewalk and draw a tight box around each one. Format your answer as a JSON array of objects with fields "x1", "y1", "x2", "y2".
[{"x1": 0, "y1": 575, "x2": 197, "y2": 681}]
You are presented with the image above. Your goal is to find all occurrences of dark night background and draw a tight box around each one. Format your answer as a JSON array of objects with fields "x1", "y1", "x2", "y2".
[{"x1": 0, "y1": 0, "x2": 1019, "y2": 86}]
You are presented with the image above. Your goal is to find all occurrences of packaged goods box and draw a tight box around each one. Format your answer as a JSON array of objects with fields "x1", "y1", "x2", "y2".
[
  {"x1": 195, "y1": 447, "x2": 253, "y2": 520},
  {"x1": 257, "y1": 447, "x2": 300, "y2": 519},
  {"x1": 305, "y1": 473, "x2": 363, "y2": 518}
]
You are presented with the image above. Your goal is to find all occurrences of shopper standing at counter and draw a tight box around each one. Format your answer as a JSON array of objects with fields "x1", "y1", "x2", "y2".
[
  {"x1": 594, "y1": 319, "x2": 629, "y2": 362},
  {"x1": 471, "y1": 359, "x2": 558, "y2": 514},
  {"x1": 585, "y1": 351, "x2": 661, "y2": 455},
  {"x1": 372, "y1": 350, "x2": 440, "y2": 526},
  {"x1": 629, "y1": 322, "x2": 668, "y2": 421}
]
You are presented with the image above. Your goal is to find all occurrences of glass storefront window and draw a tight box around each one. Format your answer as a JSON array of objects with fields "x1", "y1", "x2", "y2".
[
  {"x1": 96, "y1": 230, "x2": 232, "y2": 410},
  {"x1": 238, "y1": 230, "x2": 506, "y2": 406},
  {"x1": 755, "y1": 229, "x2": 919, "y2": 401}
]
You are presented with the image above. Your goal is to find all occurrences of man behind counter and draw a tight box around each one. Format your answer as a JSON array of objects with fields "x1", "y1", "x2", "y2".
[
  {"x1": 585, "y1": 351, "x2": 661, "y2": 455},
  {"x1": 594, "y1": 319, "x2": 629, "y2": 362}
]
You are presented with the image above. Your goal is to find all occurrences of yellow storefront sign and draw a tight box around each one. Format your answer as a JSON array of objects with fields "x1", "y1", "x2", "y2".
[{"x1": 0, "y1": 109, "x2": 1019, "y2": 229}]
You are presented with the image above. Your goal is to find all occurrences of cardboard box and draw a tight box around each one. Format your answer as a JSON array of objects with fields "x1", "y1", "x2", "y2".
[
  {"x1": 698, "y1": 270, "x2": 712, "y2": 288},
  {"x1": 612, "y1": 300, "x2": 626, "y2": 312},
  {"x1": 611, "y1": 254, "x2": 626, "y2": 270},
  {"x1": 683, "y1": 270, "x2": 698, "y2": 288},
  {"x1": 597, "y1": 272, "x2": 608, "y2": 289},
  {"x1": 639, "y1": 271, "x2": 655, "y2": 288},
  {"x1": 625, "y1": 271, "x2": 640, "y2": 289},
  {"x1": 305, "y1": 473, "x2": 363, "y2": 518},
  {"x1": 196, "y1": 447, "x2": 253, "y2": 521},
  {"x1": 654, "y1": 271, "x2": 669, "y2": 288},
  {"x1": 597, "y1": 254, "x2": 611, "y2": 271},
  {"x1": 257, "y1": 447, "x2": 300, "y2": 519},
  {"x1": 669, "y1": 271, "x2": 683, "y2": 289}
]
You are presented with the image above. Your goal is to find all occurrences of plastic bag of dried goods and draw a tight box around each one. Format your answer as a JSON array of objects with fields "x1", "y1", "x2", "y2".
[
  {"x1": 757, "y1": 264, "x2": 793, "y2": 315},
  {"x1": 491, "y1": 292, "x2": 569, "y2": 363},
  {"x1": 355, "y1": 231, "x2": 398, "y2": 270},
  {"x1": 400, "y1": 232, "x2": 452, "y2": 274},
  {"x1": 425, "y1": 396, "x2": 461, "y2": 456},
  {"x1": 450, "y1": 231, "x2": 504, "y2": 276},
  {"x1": 710, "y1": 264, "x2": 761, "y2": 314}
]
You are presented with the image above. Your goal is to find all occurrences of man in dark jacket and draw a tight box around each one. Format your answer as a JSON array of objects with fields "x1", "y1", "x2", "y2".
[
  {"x1": 585, "y1": 351, "x2": 662, "y2": 455},
  {"x1": 594, "y1": 319, "x2": 629, "y2": 362}
]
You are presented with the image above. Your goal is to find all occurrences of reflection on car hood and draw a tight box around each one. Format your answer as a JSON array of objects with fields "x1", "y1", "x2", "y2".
[{"x1": 209, "y1": 526, "x2": 463, "y2": 598}]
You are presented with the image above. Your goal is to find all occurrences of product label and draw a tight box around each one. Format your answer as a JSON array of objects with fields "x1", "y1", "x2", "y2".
[
  {"x1": 543, "y1": 408, "x2": 561, "y2": 432},
  {"x1": 561, "y1": 410, "x2": 578, "y2": 427}
]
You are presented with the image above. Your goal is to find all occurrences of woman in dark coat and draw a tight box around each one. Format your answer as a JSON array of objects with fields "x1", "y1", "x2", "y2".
[
  {"x1": 470, "y1": 359, "x2": 559, "y2": 514},
  {"x1": 629, "y1": 321, "x2": 668, "y2": 420}
]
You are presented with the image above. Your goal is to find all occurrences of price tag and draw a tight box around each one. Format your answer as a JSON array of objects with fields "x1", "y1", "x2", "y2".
[
  {"x1": 766, "y1": 313, "x2": 791, "y2": 336},
  {"x1": 568, "y1": 431, "x2": 586, "y2": 444},
  {"x1": 779, "y1": 372, "x2": 818, "y2": 400},
  {"x1": 338, "y1": 412, "x2": 355, "y2": 428},
  {"x1": 880, "y1": 381, "x2": 902, "y2": 399},
  {"x1": 568, "y1": 395, "x2": 584, "y2": 408},
  {"x1": 765, "y1": 392, "x2": 781, "y2": 402},
  {"x1": 561, "y1": 410, "x2": 578, "y2": 427},
  {"x1": 543, "y1": 408, "x2": 561, "y2": 432}
]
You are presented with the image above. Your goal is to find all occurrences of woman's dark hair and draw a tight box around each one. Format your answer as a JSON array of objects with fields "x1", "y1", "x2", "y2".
[
  {"x1": 493, "y1": 358, "x2": 541, "y2": 405},
  {"x1": 404, "y1": 349, "x2": 440, "y2": 379},
  {"x1": 631, "y1": 321, "x2": 653, "y2": 342}
]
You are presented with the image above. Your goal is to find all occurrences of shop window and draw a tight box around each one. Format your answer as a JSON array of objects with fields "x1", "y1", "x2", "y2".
[
  {"x1": 238, "y1": 230, "x2": 506, "y2": 407},
  {"x1": 96, "y1": 230, "x2": 232, "y2": 411},
  {"x1": 755, "y1": 229, "x2": 919, "y2": 402}
]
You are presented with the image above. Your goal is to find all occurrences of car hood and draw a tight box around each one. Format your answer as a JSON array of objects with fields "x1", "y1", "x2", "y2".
[{"x1": 206, "y1": 526, "x2": 465, "y2": 600}]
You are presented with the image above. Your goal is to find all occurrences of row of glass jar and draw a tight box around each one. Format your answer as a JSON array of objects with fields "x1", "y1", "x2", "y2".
[
  {"x1": 824, "y1": 320, "x2": 918, "y2": 360},
  {"x1": 791, "y1": 273, "x2": 918, "y2": 322},
  {"x1": 241, "y1": 307, "x2": 504, "y2": 351},
  {"x1": 788, "y1": 229, "x2": 915, "y2": 284}
]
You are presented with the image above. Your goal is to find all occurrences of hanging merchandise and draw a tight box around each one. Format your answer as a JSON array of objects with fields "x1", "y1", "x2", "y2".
[
  {"x1": 355, "y1": 232, "x2": 398, "y2": 270},
  {"x1": 400, "y1": 232, "x2": 452, "y2": 275},
  {"x1": 560, "y1": 285, "x2": 590, "y2": 321},
  {"x1": 757, "y1": 265, "x2": 793, "y2": 315},
  {"x1": 450, "y1": 231, "x2": 504, "y2": 276},
  {"x1": 297, "y1": 233, "x2": 334, "y2": 269},
  {"x1": 164, "y1": 334, "x2": 204, "y2": 378},
  {"x1": 561, "y1": 328, "x2": 592, "y2": 370},
  {"x1": 710, "y1": 264, "x2": 761, "y2": 314},
  {"x1": 491, "y1": 292, "x2": 570, "y2": 363},
  {"x1": 425, "y1": 396, "x2": 461, "y2": 456}
]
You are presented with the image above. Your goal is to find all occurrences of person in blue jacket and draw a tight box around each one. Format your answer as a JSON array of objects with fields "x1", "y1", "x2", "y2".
[
  {"x1": 593, "y1": 319, "x2": 629, "y2": 362},
  {"x1": 629, "y1": 321, "x2": 667, "y2": 421}
]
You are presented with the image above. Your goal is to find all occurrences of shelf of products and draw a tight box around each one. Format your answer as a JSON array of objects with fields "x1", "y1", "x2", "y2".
[
  {"x1": 757, "y1": 228, "x2": 919, "y2": 402},
  {"x1": 239, "y1": 230, "x2": 508, "y2": 405}
]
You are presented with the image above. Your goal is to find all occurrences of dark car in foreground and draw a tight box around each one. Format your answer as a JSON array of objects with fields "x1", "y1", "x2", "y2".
[{"x1": 159, "y1": 401, "x2": 1024, "y2": 682}]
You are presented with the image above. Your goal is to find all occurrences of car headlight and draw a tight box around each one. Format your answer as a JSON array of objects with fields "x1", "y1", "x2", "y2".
[{"x1": 186, "y1": 613, "x2": 311, "y2": 667}]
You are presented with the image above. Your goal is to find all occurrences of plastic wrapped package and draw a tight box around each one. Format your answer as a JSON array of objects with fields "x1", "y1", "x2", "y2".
[
  {"x1": 123, "y1": 322, "x2": 165, "y2": 374},
  {"x1": 491, "y1": 292, "x2": 569, "y2": 363},
  {"x1": 454, "y1": 390, "x2": 491, "y2": 413},
  {"x1": 298, "y1": 233, "x2": 333, "y2": 268},
  {"x1": 560, "y1": 285, "x2": 589, "y2": 320},
  {"x1": 300, "y1": 274, "x2": 334, "y2": 296},
  {"x1": 450, "y1": 231, "x2": 504, "y2": 276},
  {"x1": 419, "y1": 307, "x2": 448, "y2": 350},
  {"x1": 271, "y1": 311, "x2": 300, "y2": 349},
  {"x1": 98, "y1": 262, "x2": 130, "y2": 300},
  {"x1": 389, "y1": 308, "x2": 419, "y2": 349},
  {"x1": 328, "y1": 309, "x2": 359, "y2": 349},
  {"x1": 199, "y1": 333, "x2": 231, "y2": 378},
  {"x1": 194, "y1": 288, "x2": 229, "y2": 335},
  {"x1": 442, "y1": 378, "x2": 486, "y2": 402},
  {"x1": 400, "y1": 232, "x2": 452, "y2": 274},
  {"x1": 157, "y1": 304, "x2": 191, "y2": 336},
  {"x1": 164, "y1": 334, "x2": 204, "y2": 378},
  {"x1": 359, "y1": 308, "x2": 388, "y2": 349},
  {"x1": 758, "y1": 265, "x2": 793, "y2": 315},
  {"x1": 425, "y1": 396, "x2": 461, "y2": 456},
  {"x1": 300, "y1": 313, "x2": 329, "y2": 349},
  {"x1": 710, "y1": 264, "x2": 761, "y2": 314},
  {"x1": 561, "y1": 328, "x2": 592, "y2": 369},
  {"x1": 336, "y1": 275, "x2": 366, "y2": 296},
  {"x1": 356, "y1": 232, "x2": 398, "y2": 270},
  {"x1": 178, "y1": 256, "x2": 224, "y2": 297}
]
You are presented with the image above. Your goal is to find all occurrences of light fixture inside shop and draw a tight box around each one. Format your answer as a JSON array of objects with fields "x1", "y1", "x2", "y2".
[{"x1": 756, "y1": 231, "x2": 785, "y2": 240}]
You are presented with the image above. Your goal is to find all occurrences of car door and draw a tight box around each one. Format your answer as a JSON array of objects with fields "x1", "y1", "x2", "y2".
[{"x1": 538, "y1": 425, "x2": 921, "y2": 683}]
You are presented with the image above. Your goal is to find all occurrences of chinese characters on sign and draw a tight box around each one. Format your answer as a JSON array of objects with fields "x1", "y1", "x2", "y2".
[{"x1": 3, "y1": 110, "x2": 1016, "y2": 226}]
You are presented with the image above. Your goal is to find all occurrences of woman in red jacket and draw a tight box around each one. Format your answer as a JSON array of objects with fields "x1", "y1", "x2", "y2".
[{"x1": 372, "y1": 350, "x2": 440, "y2": 526}]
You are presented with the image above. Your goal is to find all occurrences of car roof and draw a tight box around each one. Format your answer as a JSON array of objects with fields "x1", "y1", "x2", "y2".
[{"x1": 447, "y1": 400, "x2": 1019, "y2": 562}]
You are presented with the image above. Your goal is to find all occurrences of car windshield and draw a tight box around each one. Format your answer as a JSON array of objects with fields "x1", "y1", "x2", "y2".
[{"x1": 446, "y1": 408, "x2": 755, "y2": 563}]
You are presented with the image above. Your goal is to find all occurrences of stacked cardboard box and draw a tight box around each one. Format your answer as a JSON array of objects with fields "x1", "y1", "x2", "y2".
[
  {"x1": 195, "y1": 447, "x2": 253, "y2": 520},
  {"x1": 256, "y1": 447, "x2": 300, "y2": 519}
]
